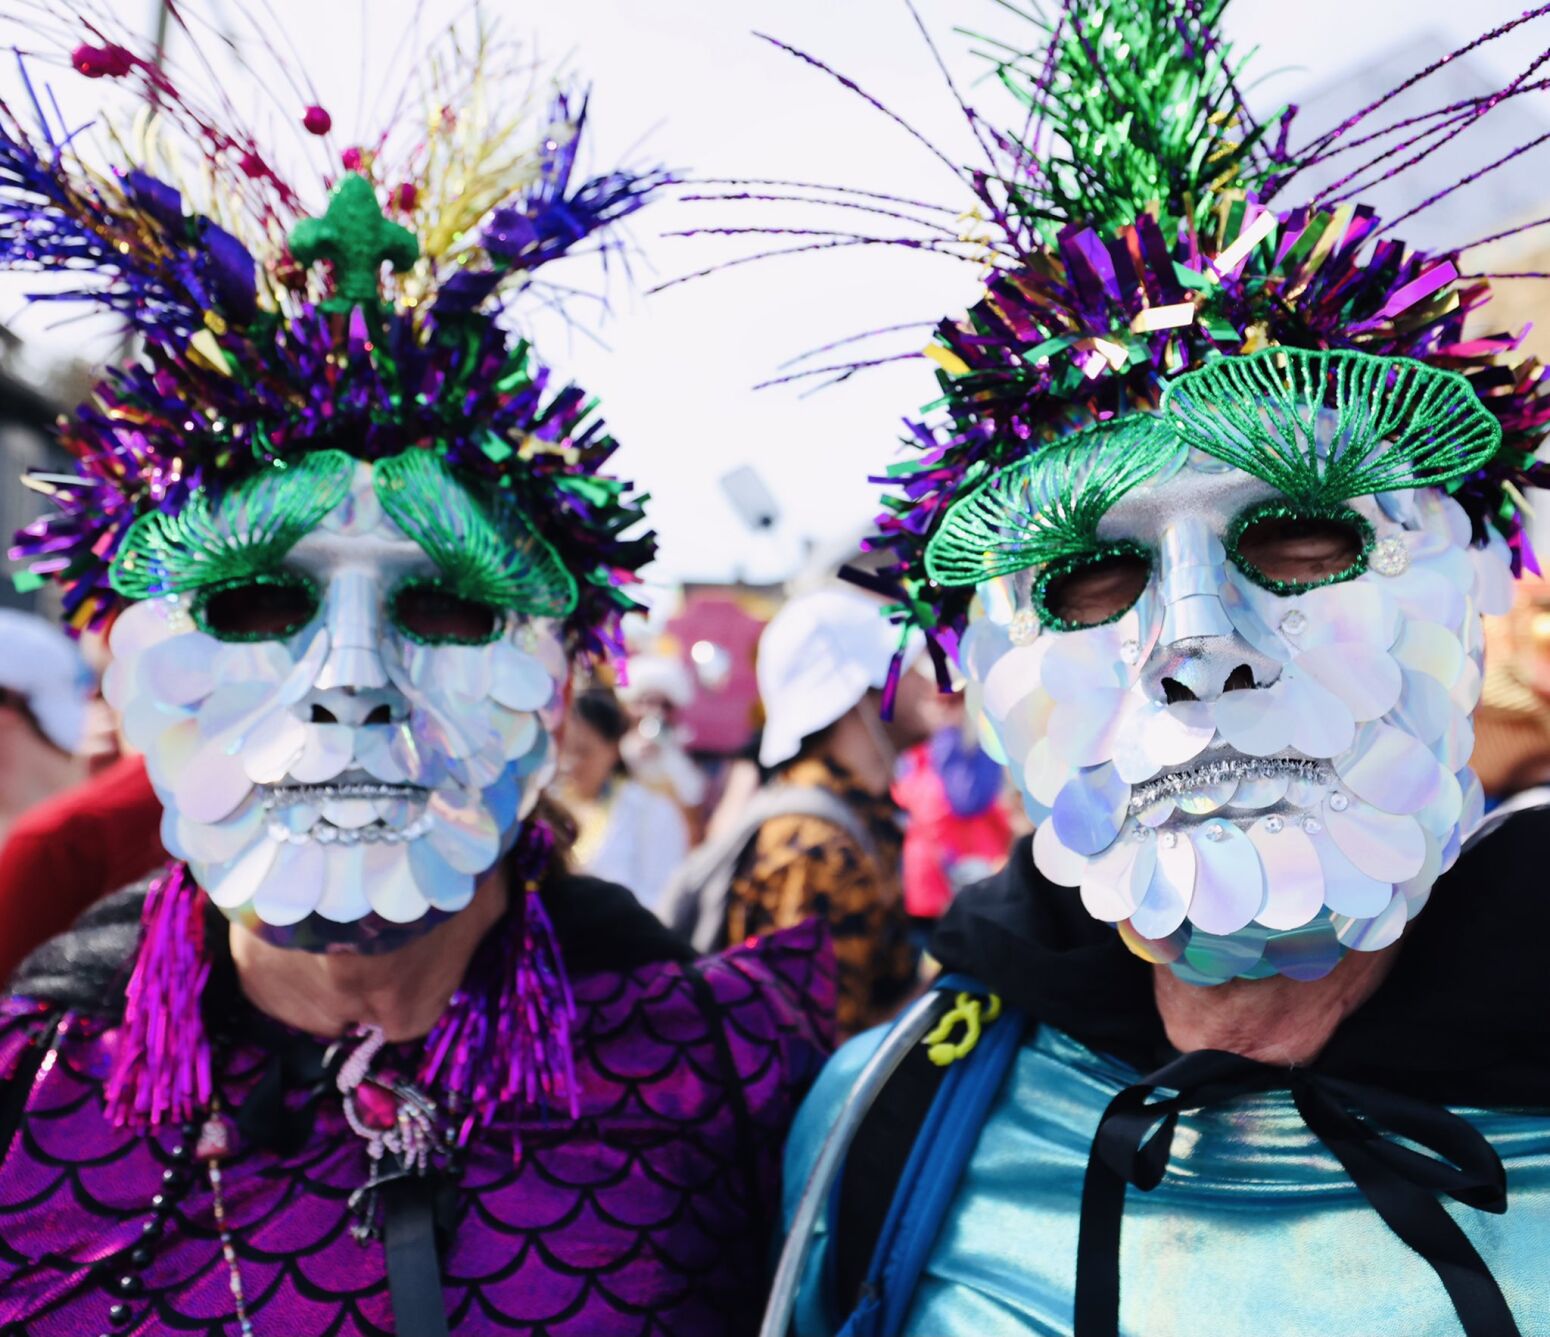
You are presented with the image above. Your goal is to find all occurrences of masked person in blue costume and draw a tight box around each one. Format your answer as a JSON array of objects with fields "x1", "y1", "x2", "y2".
[{"x1": 755, "y1": 3, "x2": 1550, "y2": 1334}]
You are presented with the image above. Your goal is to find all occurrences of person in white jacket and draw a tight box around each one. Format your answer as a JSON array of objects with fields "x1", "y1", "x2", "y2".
[{"x1": 559, "y1": 687, "x2": 690, "y2": 913}]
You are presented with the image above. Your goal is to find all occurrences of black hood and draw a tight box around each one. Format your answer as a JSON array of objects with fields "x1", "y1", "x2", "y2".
[{"x1": 932, "y1": 806, "x2": 1550, "y2": 1107}]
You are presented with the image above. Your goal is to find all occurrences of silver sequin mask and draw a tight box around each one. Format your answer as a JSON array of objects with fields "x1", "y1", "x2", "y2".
[
  {"x1": 938, "y1": 355, "x2": 1512, "y2": 983},
  {"x1": 103, "y1": 456, "x2": 567, "y2": 951}
]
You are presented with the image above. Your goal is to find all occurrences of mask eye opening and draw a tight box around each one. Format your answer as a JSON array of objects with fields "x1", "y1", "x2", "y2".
[
  {"x1": 1227, "y1": 499, "x2": 1375, "y2": 596},
  {"x1": 389, "y1": 576, "x2": 507, "y2": 647},
  {"x1": 191, "y1": 570, "x2": 320, "y2": 643},
  {"x1": 1031, "y1": 540, "x2": 1152, "y2": 632}
]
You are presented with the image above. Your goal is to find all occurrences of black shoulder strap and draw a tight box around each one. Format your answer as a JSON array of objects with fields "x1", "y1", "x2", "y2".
[
  {"x1": 832, "y1": 1038, "x2": 951, "y2": 1312},
  {"x1": 382, "y1": 1176, "x2": 451, "y2": 1337}
]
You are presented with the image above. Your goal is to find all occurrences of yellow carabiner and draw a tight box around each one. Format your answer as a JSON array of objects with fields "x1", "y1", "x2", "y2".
[{"x1": 923, "y1": 991, "x2": 1004, "y2": 1067}]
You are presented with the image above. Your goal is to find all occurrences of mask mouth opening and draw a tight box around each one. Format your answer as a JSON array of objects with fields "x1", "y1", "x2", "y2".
[
  {"x1": 1127, "y1": 752, "x2": 1331, "y2": 816},
  {"x1": 260, "y1": 779, "x2": 433, "y2": 845}
]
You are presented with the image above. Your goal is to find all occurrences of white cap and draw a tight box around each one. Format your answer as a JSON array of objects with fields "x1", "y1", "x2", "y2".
[
  {"x1": 0, "y1": 609, "x2": 95, "y2": 753},
  {"x1": 618, "y1": 655, "x2": 695, "y2": 710},
  {"x1": 757, "y1": 586, "x2": 923, "y2": 768}
]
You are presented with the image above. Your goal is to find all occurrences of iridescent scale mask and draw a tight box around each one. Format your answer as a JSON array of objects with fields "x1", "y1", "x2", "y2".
[
  {"x1": 933, "y1": 349, "x2": 1512, "y2": 983},
  {"x1": 103, "y1": 450, "x2": 570, "y2": 951}
]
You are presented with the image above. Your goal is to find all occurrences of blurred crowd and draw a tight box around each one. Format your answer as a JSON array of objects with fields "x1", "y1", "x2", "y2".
[{"x1": 5, "y1": 569, "x2": 1550, "y2": 1032}]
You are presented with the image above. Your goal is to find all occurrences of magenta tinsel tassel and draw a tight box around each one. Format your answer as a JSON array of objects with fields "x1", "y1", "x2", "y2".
[
  {"x1": 419, "y1": 821, "x2": 577, "y2": 1151},
  {"x1": 105, "y1": 863, "x2": 213, "y2": 1129}
]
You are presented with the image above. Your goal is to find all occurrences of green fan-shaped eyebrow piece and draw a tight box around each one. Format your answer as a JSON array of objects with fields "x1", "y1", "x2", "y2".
[
  {"x1": 1159, "y1": 347, "x2": 1502, "y2": 504},
  {"x1": 110, "y1": 450, "x2": 356, "y2": 599},
  {"x1": 924, "y1": 415, "x2": 1184, "y2": 587},
  {"x1": 373, "y1": 450, "x2": 578, "y2": 618}
]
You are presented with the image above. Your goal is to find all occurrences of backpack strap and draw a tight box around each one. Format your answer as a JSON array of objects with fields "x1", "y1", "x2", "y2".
[
  {"x1": 661, "y1": 783, "x2": 880, "y2": 954},
  {"x1": 760, "y1": 979, "x2": 1024, "y2": 1337},
  {"x1": 761, "y1": 989, "x2": 952, "y2": 1337},
  {"x1": 835, "y1": 979, "x2": 1024, "y2": 1337}
]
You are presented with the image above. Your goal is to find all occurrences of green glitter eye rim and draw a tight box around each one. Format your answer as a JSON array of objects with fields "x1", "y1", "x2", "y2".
[
  {"x1": 1159, "y1": 347, "x2": 1503, "y2": 505},
  {"x1": 110, "y1": 450, "x2": 356, "y2": 601},
  {"x1": 1031, "y1": 539, "x2": 1153, "y2": 632},
  {"x1": 373, "y1": 450, "x2": 579, "y2": 621},
  {"x1": 924, "y1": 414, "x2": 1183, "y2": 588},
  {"x1": 190, "y1": 569, "x2": 322, "y2": 643},
  {"x1": 1225, "y1": 498, "x2": 1376, "y2": 596},
  {"x1": 387, "y1": 574, "x2": 508, "y2": 647}
]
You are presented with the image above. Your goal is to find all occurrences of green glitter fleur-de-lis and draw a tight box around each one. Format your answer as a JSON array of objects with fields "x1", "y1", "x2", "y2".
[{"x1": 288, "y1": 174, "x2": 419, "y2": 312}]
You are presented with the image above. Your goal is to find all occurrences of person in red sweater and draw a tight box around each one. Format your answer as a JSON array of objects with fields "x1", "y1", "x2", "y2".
[{"x1": 0, "y1": 751, "x2": 165, "y2": 984}]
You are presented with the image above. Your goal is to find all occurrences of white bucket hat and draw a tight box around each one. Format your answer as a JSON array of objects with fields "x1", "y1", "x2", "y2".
[
  {"x1": 0, "y1": 609, "x2": 95, "y2": 753},
  {"x1": 757, "y1": 586, "x2": 923, "y2": 768}
]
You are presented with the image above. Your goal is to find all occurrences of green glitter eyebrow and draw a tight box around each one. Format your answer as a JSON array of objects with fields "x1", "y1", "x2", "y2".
[
  {"x1": 924, "y1": 415, "x2": 1184, "y2": 587},
  {"x1": 1159, "y1": 347, "x2": 1502, "y2": 504},
  {"x1": 110, "y1": 450, "x2": 356, "y2": 600},
  {"x1": 373, "y1": 450, "x2": 578, "y2": 619}
]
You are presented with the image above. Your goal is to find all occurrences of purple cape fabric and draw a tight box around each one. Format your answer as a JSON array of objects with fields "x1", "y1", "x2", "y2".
[{"x1": 0, "y1": 920, "x2": 835, "y2": 1336}]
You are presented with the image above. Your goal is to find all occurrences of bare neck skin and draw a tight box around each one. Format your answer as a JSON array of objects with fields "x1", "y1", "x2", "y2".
[
  {"x1": 0, "y1": 712, "x2": 84, "y2": 844},
  {"x1": 1152, "y1": 943, "x2": 1400, "y2": 1065},
  {"x1": 230, "y1": 863, "x2": 509, "y2": 1042}
]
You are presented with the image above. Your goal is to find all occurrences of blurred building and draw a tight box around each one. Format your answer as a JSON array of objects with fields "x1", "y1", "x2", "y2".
[
  {"x1": 665, "y1": 582, "x2": 781, "y2": 757},
  {"x1": 0, "y1": 327, "x2": 81, "y2": 615}
]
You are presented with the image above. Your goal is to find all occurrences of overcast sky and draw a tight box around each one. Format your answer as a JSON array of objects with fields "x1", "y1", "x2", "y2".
[{"x1": 1, "y1": 0, "x2": 1545, "y2": 591}]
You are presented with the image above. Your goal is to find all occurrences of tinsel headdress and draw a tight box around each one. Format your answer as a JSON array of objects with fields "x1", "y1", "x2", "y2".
[
  {"x1": 5, "y1": 5, "x2": 668, "y2": 657},
  {"x1": 675, "y1": 0, "x2": 1550, "y2": 682}
]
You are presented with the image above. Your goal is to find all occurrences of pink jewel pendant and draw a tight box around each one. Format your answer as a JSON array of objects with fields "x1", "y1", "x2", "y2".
[
  {"x1": 354, "y1": 1079, "x2": 400, "y2": 1131},
  {"x1": 334, "y1": 1023, "x2": 444, "y2": 1242}
]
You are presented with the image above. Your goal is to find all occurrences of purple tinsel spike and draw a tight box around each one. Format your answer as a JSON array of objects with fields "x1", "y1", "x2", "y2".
[{"x1": 419, "y1": 819, "x2": 578, "y2": 1149}]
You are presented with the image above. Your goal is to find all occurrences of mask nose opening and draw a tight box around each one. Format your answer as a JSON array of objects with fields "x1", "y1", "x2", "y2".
[
  {"x1": 1149, "y1": 655, "x2": 1273, "y2": 705},
  {"x1": 307, "y1": 698, "x2": 398, "y2": 726},
  {"x1": 1222, "y1": 663, "x2": 1258, "y2": 693}
]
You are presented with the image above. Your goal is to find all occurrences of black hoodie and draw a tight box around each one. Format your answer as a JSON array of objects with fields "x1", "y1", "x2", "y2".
[{"x1": 931, "y1": 805, "x2": 1550, "y2": 1106}]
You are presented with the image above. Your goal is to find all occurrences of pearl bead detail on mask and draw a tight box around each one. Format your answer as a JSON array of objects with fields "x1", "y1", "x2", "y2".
[
  {"x1": 266, "y1": 812, "x2": 434, "y2": 846},
  {"x1": 1370, "y1": 536, "x2": 1410, "y2": 577}
]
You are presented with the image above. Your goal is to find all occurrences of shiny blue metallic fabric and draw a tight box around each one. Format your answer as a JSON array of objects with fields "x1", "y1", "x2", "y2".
[{"x1": 782, "y1": 1024, "x2": 1550, "y2": 1336}]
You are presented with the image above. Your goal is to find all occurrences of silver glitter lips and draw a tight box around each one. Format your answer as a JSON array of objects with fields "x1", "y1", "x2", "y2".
[
  {"x1": 261, "y1": 781, "x2": 431, "y2": 846},
  {"x1": 1127, "y1": 755, "x2": 1329, "y2": 813},
  {"x1": 261, "y1": 781, "x2": 425, "y2": 807}
]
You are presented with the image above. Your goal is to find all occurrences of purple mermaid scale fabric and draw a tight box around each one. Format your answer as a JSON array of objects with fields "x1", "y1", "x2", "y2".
[{"x1": 0, "y1": 920, "x2": 835, "y2": 1336}]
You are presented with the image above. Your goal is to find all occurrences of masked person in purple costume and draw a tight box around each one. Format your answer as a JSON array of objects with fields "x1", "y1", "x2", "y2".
[{"x1": 0, "y1": 14, "x2": 833, "y2": 1337}]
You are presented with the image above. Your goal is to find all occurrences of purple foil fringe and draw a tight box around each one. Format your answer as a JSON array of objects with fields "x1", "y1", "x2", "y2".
[
  {"x1": 419, "y1": 820, "x2": 579, "y2": 1150},
  {"x1": 106, "y1": 864, "x2": 213, "y2": 1129},
  {"x1": 105, "y1": 821, "x2": 577, "y2": 1143}
]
